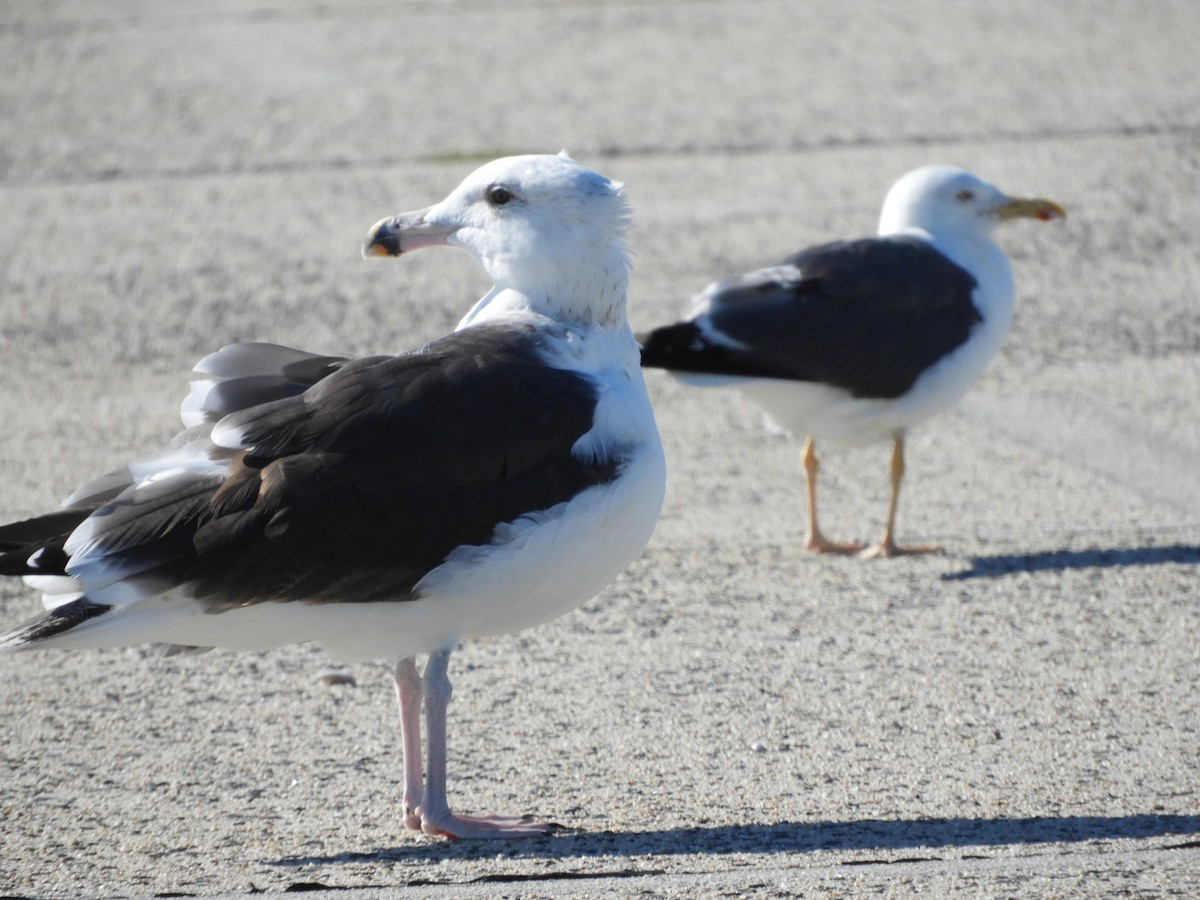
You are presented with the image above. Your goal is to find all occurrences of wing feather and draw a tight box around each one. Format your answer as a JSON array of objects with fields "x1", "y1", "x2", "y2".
[
  {"x1": 641, "y1": 236, "x2": 981, "y2": 400},
  {"x1": 51, "y1": 324, "x2": 616, "y2": 612}
]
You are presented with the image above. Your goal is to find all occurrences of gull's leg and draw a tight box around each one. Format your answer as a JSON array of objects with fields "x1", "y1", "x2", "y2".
[
  {"x1": 861, "y1": 432, "x2": 941, "y2": 558},
  {"x1": 418, "y1": 647, "x2": 558, "y2": 839},
  {"x1": 393, "y1": 657, "x2": 424, "y2": 831},
  {"x1": 801, "y1": 437, "x2": 864, "y2": 555}
]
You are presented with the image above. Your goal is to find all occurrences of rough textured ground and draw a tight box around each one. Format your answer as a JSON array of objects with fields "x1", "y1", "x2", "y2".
[{"x1": 1, "y1": 1, "x2": 1198, "y2": 897}]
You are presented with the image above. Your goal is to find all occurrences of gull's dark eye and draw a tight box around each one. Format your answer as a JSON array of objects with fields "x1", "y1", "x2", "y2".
[
  {"x1": 486, "y1": 185, "x2": 514, "y2": 206},
  {"x1": 955, "y1": 189, "x2": 976, "y2": 202}
]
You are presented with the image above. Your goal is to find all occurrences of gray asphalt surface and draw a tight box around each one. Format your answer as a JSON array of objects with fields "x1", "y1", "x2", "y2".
[{"x1": 2, "y1": 1, "x2": 1198, "y2": 897}]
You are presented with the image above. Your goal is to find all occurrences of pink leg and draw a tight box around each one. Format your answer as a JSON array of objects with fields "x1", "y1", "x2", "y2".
[
  {"x1": 801, "y1": 437, "x2": 864, "y2": 555},
  {"x1": 417, "y1": 648, "x2": 558, "y2": 839},
  {"x1": 393, "y1": 657, "x2": 424, "y2": 831}
]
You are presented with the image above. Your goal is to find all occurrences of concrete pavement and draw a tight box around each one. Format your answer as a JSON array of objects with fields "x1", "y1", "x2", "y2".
[{"x1": 1, "y1": 1, "x2": 1198, "y2": 896}]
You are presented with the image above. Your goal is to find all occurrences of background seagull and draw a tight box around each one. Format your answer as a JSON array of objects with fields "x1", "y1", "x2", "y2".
[
  {"x1": 0, "y1": 153, "x2": 666, "y2": 840},
  {"x1": 639, "y1": 166, "x2": 1063, "y2": 558}
]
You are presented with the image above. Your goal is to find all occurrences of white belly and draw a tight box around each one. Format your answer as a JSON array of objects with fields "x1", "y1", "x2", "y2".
[
  {"x1": 731, "y1": 304, "x2": 1012, "y2": 446},
  {"x1": 411, "y1": 440, "x2": 666, "y2": 650}
]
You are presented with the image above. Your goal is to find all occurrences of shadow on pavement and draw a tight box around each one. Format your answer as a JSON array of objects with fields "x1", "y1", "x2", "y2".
[
  {"x1": 272, "y1": 812, "x2": 1200, "y2": 866},
  {"x1": 943, "y1": 544, "x2": 1200, "y2": 580}
]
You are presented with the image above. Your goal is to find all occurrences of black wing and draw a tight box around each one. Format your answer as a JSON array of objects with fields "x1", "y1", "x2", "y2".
[
  {"x1": 56, "y1": 324, "x2": 616, "y2": 611},
  {"x1": 0, "y1": 343, "x2": 348, "y2": 579},
  {"x1": 639, "y1": 236, "x2": 980, "y2": 400},
  {"x1": 0, "y1": 510, "x2": 93, "y2": 575}
]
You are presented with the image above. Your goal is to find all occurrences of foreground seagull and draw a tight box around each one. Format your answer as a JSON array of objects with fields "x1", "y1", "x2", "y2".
[
  {"x1": 0, "y1": 153, "x2": 665, "y2": 839},
  {"x1": 639, "y1": 166, "x2": 1063, "y2": 558}
]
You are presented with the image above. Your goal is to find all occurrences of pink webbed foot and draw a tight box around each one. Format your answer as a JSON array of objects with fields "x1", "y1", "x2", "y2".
[
  {"x1": 420, "y1": 811, "x2": 562, "y2": 840},
  {"x1": 804, "y1": 531, "x2": 866, "y2": 555},
  {"x1": 409, "y1": 649, "x2": 566, "y2": 841}
]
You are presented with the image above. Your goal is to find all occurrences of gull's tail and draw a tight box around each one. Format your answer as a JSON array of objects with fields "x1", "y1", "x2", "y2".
[{"x1": 0, "y1": 598, "x2": 113, "y2": 651}]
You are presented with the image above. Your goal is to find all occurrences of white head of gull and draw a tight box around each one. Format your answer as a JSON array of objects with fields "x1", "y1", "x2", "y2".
[
  {"x1": 639, "y1": 164, "x2": 1063, "y2": 558},
  {"x1": 0, "y1": 153, "x2": 666, "y2": 840},
  {"x1": 365, "y1": 153, "x2": 633, "y2": 330}
]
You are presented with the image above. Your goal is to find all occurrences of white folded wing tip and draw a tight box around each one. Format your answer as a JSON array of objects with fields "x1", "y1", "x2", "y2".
[
  {"x1": 180, "y1": 379, "x2": 218, "y2": 428},
  {"x1": 23, "y1": 575, "x2": 85, "y2": 609},
  {"x1": 191, "y1": 344, "x2": 242, "y2": 377},
  {"x1": 210, "y1": 418, "x2": 246, "y2": 450}
]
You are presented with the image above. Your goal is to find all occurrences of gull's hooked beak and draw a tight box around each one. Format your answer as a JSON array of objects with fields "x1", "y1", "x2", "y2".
[
  {"x1": 993, "y1": 196, "x2": 1067, "y2": 223},
  {"x1": 361, "y1": 207, "x2": 459, "y2": 258}
]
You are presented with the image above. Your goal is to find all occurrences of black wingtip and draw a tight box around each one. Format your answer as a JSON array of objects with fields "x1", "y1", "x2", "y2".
[
  {"x1": 0, "y1": 544, "x2": 70, "y2": 577},
  {"x1": 0, "y1": 508, "x2": 92, "y2": 554},
  {"x1": 0, "y1": 507, "x2": 93, "y2": 578},
  {"x1": 637, "y1": 322, "x2": 702, "y2": 370}
]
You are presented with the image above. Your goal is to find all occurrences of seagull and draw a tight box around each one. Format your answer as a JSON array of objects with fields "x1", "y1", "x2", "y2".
[
  {"x1": 638, "y1": 166, "x2": 1064, "y2": 558},
  {"x1": 0, "y1": 152, "x2": 666, "y2": 839}
]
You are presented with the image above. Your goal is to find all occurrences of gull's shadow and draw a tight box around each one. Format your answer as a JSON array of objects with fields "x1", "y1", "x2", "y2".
[
  {"x1": 272, "y1": 813, "x2": 1200, "y2": 867},
  {"x1": 942, "y1": 543, "x2": 1200, "y2": 581}
]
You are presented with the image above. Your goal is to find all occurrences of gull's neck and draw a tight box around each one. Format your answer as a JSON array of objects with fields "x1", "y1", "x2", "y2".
[{"x1": 458, "y1": 244, "x2": 632, "y2": 332}]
